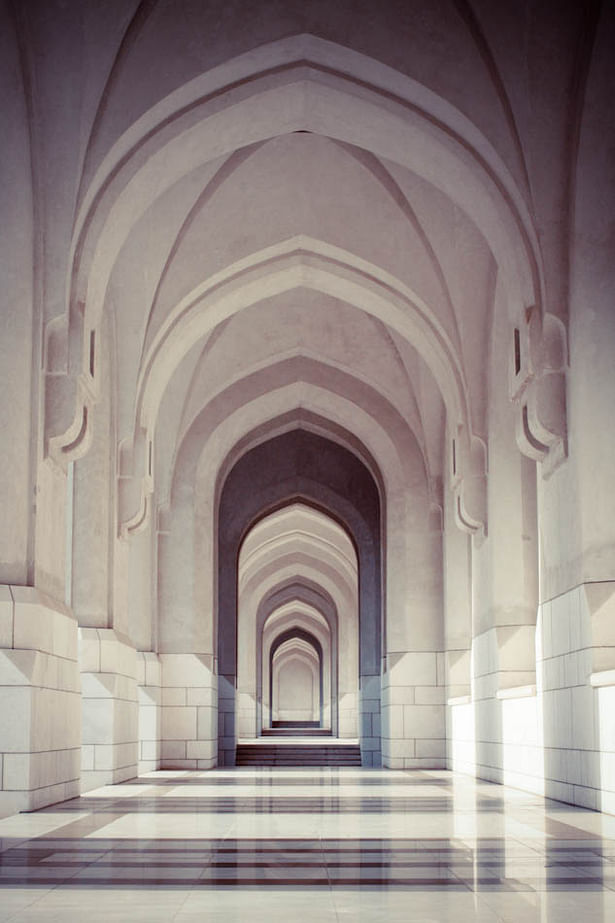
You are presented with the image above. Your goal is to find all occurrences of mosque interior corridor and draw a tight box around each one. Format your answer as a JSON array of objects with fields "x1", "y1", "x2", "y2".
[{"x1": 1, "y1": 1, "x2": 615, "y2": 920}]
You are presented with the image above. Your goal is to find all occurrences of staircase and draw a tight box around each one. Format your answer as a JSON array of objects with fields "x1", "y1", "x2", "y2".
[
  {"x1": 235, "y1": 738, "x2": 362, "y2": 767},
  {"x1": 261, "y1": 727, "x2": 331, "y2": 737},
  {"x1": 271, "y1": 720, "x2": 320, "y2": 729}
]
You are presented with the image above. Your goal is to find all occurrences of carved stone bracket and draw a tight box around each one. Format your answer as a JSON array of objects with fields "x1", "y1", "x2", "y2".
[
  {"x1": 511, "y1": 308, "x2": 568, "y2": 476},
  {"x1": 452, "y1": 427, "x2": 487, "y2": 539},
  {"x1": 44, "y1": 310, "x2": 98, "y2": 467},
  {"x1": 46, "y1": 374, "x2": 95, "y2": 467},
  {"x1": 117, "y1": 430, "x2": 154, "y2": 539}
]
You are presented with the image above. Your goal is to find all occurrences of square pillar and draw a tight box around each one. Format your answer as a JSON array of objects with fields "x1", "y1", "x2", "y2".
[
  {"x1": 160, "y1": 654, "x2": 217, "y2": 769},
  {"x1": 79, "y1": 628, "x2": 138, "y2": 791},
  {"x1": 0, "y1": 587, "x2": 80, "y2": 816},
  {"x1": 137, "y1": 652, "x2": 162, "y2": 774},
  {"x1": 381, "y1": 651, "x2": 446, "y2": 769}
]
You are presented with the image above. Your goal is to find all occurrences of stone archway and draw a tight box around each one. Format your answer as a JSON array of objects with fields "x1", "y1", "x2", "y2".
[
  {"x1": 255, "y1": 580, "x2": 341, "y2": 737},
  {"x1": 268, "y1": 627, "x2": 324, "y2": 728},
  {"x1": 217, "y1": 428, "x2": 383, "y2": 766}
]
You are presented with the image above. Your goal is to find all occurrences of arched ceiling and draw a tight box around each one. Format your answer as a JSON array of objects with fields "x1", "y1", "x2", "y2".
[
  {"x1": 239, "y1": 504, "x2": 358, "y2": 593},
  {"x1": 24, "y1": 1, "x2": 590, "y2": 530},
  {"x1": 263, "y1": 605, "x2": 330, "y2": 638}
]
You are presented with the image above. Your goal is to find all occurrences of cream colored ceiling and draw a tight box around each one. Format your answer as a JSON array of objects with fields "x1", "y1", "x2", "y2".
[{"x1": 8, "y1": 1, "x2": 583, "y2": 538}]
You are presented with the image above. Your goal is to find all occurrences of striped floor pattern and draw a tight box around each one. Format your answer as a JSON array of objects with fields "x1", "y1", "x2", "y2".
[{"x1": 0, "y1": 768, "x2": 614, "y2": 921}]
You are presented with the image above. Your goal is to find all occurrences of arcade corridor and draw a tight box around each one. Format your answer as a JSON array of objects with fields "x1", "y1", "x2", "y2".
[{"x1": 1, "y1": 8, "x2": 615, "y2": 918}]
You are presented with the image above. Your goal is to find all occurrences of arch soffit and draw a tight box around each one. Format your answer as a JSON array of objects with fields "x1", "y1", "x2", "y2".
[
  {"x1": 241, "y1": 528, "x2": 356, "y2": 582},
  {"x1": 273, "y1": 639, "x2": 320, "y2": 659},
  {"x1": 51, "y1": 38, "x2": 561, "y2": 500},
  {"x1": 242, "y1": 557, "x2": 356, "y2": 623},
  {"x1": 270, "y1": 627, "x2": 323, "y2": 663},
  {"x1": 240, "y1": 567, "x2": 354, "y2": 648},
  {"x1": 256, "y1": 579, "x2": 339, "y2": 639},
  {"x1": 134, "y1": 378, "x2": 423, "y2": 542},
  {"x1": 239, "y1": 551, "x2": 357, "y2": 617},
  {"x1": 73, "y1": 35, "x2": 540, "y2": 325},
  {"x1": 148, "y1": 393, "x2": 398, "y2": 548},
  {"x1": 239, "y1": 500, "x2": 359, "y2": 568},
  {"x1": 138, "y1": 240, "x2": 468, "y2": 432},
  {"x1": 239, "y1": 531, "x2": 358, "y2": 593},
  {"x1": 178, "y1": 397, "x2": 461, "y2": 554},
  {"x1": 181, "y1": 355, "x2": 426, "y2": 482},
  {"x1": 256, "y1": 581, "x2": 342, "y2": 696},
  {"x1": 262, "y1": 608, "x2": 331, "y2": 653},
  {"x1": 165, "y1": 409, "x2": 433, "y2": 658},
  {"x1": 177, "y1": 335, "x2": 430, "y2": 463},
  {"x1": 217, "y1": 429, "x2": 380, "y2": 536},
  {"x1": 173, "y1": 365, "x2": 422, "y2": 509},
  {"x1": 209, "y1": 408, "x2": 388, "y2": 516},
  {"x1": 52, "y1": 40, "x2": 540, "y2": 455}
]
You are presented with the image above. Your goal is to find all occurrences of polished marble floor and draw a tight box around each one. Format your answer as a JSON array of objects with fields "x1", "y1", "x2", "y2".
[{"x1": 1, "y1": 768, "x2": 615, "y2": 921}]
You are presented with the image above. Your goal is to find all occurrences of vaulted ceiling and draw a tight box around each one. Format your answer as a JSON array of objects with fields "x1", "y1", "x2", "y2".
[{"x1": 10, "y1": 0, "x2": 590, "y2": 550}]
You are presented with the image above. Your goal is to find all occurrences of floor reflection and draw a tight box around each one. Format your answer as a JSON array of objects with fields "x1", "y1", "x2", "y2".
[{"x1": 0, "y1": 768, "x2": 614, "y2": 921}]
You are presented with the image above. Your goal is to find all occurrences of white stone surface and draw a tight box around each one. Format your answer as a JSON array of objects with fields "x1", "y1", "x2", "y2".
[
  {"x1": 79, "y1": 628, "x2": 139, "y2": 792},
  {"x1": 0, "y1": 589, "x2": 81, "y2": 813},
  {"x1": 0, "y1": 0, "x2": 614, "y2": 814},
  {"x1": 158, "y1": 654, "x2": 217, "y2": 769}
]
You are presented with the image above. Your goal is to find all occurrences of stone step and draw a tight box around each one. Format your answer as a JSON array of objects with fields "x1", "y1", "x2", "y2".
[
  {"x1": 235, "y1": 743, "x2": 362, "y2": 767},
  {"x1": 271, "y1": 720, "x2": 320, "y2": 728},
  {"x1": 261, "y1": 727, "x2": 332, "y2": 737}
]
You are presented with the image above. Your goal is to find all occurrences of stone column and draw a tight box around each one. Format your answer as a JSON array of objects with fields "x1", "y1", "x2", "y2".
[
  {"x1": 0, "y1": 587, "x2": 80, "y2": 816},
  {"x1": 79, "y1": 628, "x2": 138, "y2": 791}
]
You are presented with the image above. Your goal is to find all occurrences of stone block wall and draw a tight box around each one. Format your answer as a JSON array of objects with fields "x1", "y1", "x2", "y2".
[
  {"x1": 447, "y1": 582, "x2": 615, "y2": 813},
  {"x1": 160, "y1": 654, "x2": 217, "y2": 769},
  {"x1": 79, "y1": 628, "x2": 138, "y2": 791},
  {"x1": 0, "y1": 587, "x2": 81, "y2": 816},
  {"x1": 381, "y1": 651, "x2": 446, "y2": 769},
  {"x1": 467, "y1": 626, "x2": 543, "y2": 793},
  {"x1": 338, "y1": 691, "x2": 358, "y2": 738},
  {"x1": 541, "y1": 583, "x2": 615, "y2": 812}
]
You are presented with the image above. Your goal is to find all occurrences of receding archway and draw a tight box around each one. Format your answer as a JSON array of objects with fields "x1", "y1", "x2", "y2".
[
  {"x1": 255, "y1": 580, "x2": 342, "y2": 738},
  {"x1": 269, "y1": 627, "x2": 323, "y2": 728},
  {"x1": 237, "y1": 502, "x2": 357, "y2": 740},
  {"x1": 217, "y1": 428, "x2": 383, "y2": 766}
]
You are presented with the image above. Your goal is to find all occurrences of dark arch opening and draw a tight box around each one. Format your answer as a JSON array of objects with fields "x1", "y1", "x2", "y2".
[{"x1": 217, "y1": 428, "x2": 383, "y2": 766}]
